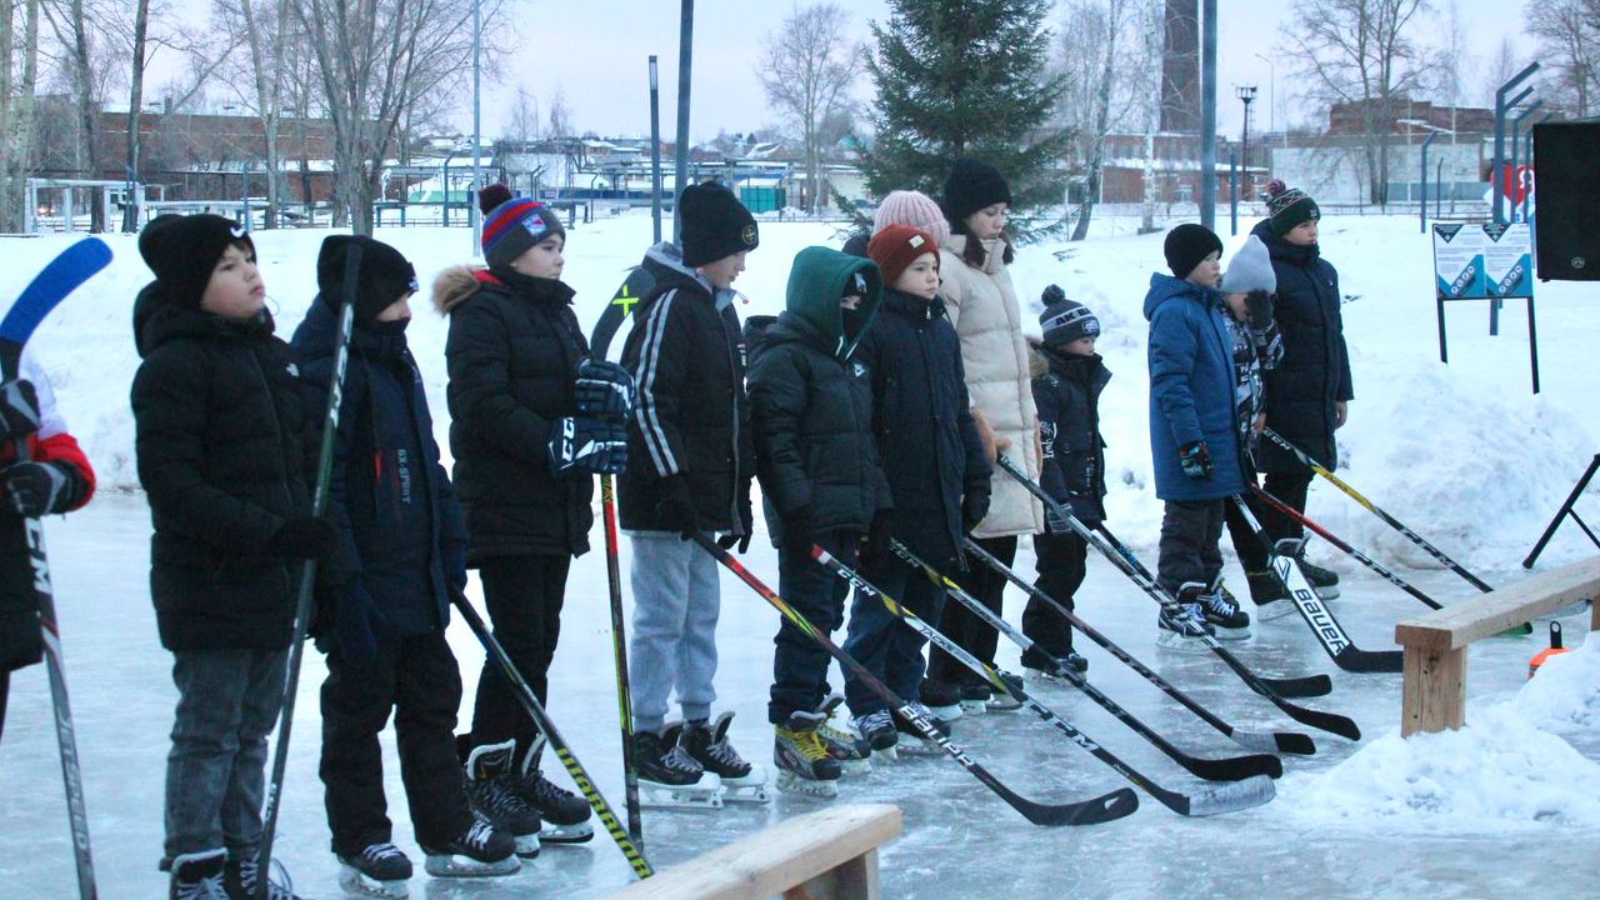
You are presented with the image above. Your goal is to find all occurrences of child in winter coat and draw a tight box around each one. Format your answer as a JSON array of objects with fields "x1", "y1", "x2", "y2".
[
  {"x1": 438, "y1": 185, "x2": 626, "y2": 850},
  {"x1": 841, "y1": 226, "x2": 988, "y2": 758},
  {"x1": 132, "y1": 213, "x2": 333, "y2": 898},
  {"x1": 1023, "y1": 287, "x2": 1111, "y2": 677},
  {"x1": 748, "y1": 245, "x2": 891, "y2": 798},
  {"x1": 1214, "y1": 235, "x2": 1294, "y2": 619},
  {"x1": 292, "y1": 236, "x2": 518, "y2": 892},
  {"x1": 618, "y1": 182, "x2": 763, "y2": 806},
  {"x1": 0, "y1": 348, "x2": 96, "y2": 743},
  {"x1": 1144, "y1": 224, "x2": 1253, "y2": 650}
]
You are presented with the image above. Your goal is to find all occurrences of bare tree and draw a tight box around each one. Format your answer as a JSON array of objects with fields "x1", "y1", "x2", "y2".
[
  {"x1": 1526, "y1": 0, "x2": 1600, "y2": 116},
  {"x1": 756, "y1": 2, "x2": 862, "y2": 214},
  {"x1": 37, "y1": 0, "x2": 104, "y2": 228},
  {"x1": 211, "y1": 0, "x2": 297, "y2": 227},
  {"x1": 507, "y1": 84, "x2": 541, "y2": 144},
  {"x1": 1481, "y1": 36, "x2": 1522, "y2": 106},
  {"x1": 1282, "y1": 0, "x2": 1431, "y2": 207},
  {"x1": 547, "y1": 85, "x2": 572, "y2": 138},
  {"x1": 1057, "y1": 0, "x2": 1148, "y2": 240},
  {"x1": 0, "y1": 0, "x2": 44, "y2": 230}
]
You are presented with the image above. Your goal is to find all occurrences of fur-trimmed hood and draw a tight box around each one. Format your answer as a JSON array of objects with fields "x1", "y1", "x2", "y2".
[
  {"x1": 1026, "y1": 335, "x2": 1049, "y2": 378},
  {"x1": 432, "y1": 264, "x2": 492, "y2": 314}
]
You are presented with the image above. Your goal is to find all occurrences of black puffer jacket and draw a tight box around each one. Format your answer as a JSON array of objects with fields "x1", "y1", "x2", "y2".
[
  {"x1": 1251, "y1": 220, "x2": 1354, "y2": 474},
  {"x1": 292, "y1": 301, "x2": 465, "y2": 635},
  {"x1": 130, "y1": 285, "x2": 318, "y2": 652},
  {"x1": 854, "y1": 288, "x2": 988, "y2": 565},
  {"x1": 437, "y1": 265, "x2": 592, "y2": 559},
  {"x1": 618, "y1": 242, "x2": 755, "y2": 534},
  {"x1": 1033, "y1": 342, "x2": 1111, "y2": 526},
  {"x1": 748, "y1": 246, "x2": 892, "y2": 544}
]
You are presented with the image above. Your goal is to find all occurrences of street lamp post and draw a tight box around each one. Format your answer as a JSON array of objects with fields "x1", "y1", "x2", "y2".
[
  {"x1": 471, "y1": 0, "x2": 482, "y2": 254},
  {"x1": 1253, "y1": 53, "x2": 1276, "y2": 137},
  {"x1": 1236, "y1": 85, "x2": 1257, "y2": 198}
]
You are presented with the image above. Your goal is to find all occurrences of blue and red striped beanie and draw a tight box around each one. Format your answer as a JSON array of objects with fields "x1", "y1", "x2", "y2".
[{"x1": 479, "y1": 184, "x2": 565, "y2": 269}]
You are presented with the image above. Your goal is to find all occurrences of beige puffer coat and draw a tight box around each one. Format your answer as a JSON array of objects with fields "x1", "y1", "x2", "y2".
[{"x1": 941, "y1": 234, "x2": 1044, "y2": 538}]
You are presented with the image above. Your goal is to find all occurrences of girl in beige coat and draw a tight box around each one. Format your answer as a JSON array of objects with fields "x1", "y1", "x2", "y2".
[{"x1": 924, "y1": 158, "x2": 1044, "y2": 716}]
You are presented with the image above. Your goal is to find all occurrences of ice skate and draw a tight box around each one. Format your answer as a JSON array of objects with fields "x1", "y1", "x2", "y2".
[
  {"x1": 1021, "y1": 646, "x2": 1088, "y2": 683},
  {"x1": 816, "y1": 694, "x2": 873, "y2": 774},
  {"x1": 462, "y1": 739, "x2": 542, "y2": 858},
  {"x1": 1246, "y1": 569, "x2": 1295, "y2": 621},
  {"x1": 224, "y1": 852, "x2": 304, "y2": 900},
  {"x1": 679, "y1": 713, "x2": 771, "y2": 804},
  {"x1": 1274, "y1": 538, "x2": 1339, "y2": 599},
  {"x1": 633, "y1": 728, "x2": 723, "y2": 810},
  {"x1": 168, "y1": 849, "x2": 226, "y2": 900},
  {"x1": 511, "y1": 736, "x2": 594, "y2": 844},
  {"x1": 1199, "y1": 576, "x2": 1252, "y2": 640},
  {"x1": 420, "y1": 813, "x2": 520, "y2": 878},
  {"x1": 917, "y1": 678, "x2": 964, "y2": 724},
  {"x1": 773, "y1": 710, "x2": 842, "y2": 798},
  {"x1": 850, "y1": 708, "x2": 899, "y2": 763},
  {"x1": 958, "y1": 681, "x2": 990, "y2": 715},
  {"x1": 1157, "y1": 583, "x2": 1215, "y2": 652},
  {"x1": 891, "y1": 702, "x2": 950, "y2": 756},
  {"x1": 337, "y1": 842, "x2": 412, "y2": 898}
]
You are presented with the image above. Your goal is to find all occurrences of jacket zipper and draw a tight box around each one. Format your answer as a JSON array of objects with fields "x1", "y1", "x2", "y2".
[{"x1": 250, "y1": 349, "x2": 297, "y2": 597}]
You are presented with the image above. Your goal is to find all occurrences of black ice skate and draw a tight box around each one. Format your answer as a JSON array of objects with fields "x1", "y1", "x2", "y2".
[
  {"x1": 891, "y1": 702, "x2": 951, "y2": 756},
  {"x1": 633, "y1": 728, "x2": 723, "y2": 810},
  {"x1": 512, "y1": 736, "x2": 594, "y2": 844},
  {"x1": 1246, "y1": 569, "x2": 1295, "y2": 621},
  {"x1": 816, "y1": 694, "x2": 873, "y2": 774},
  {"x1": 680, "y1": 712, "x2": 771, "y2": 804},
  {"x1": 1274, "y1": 537, "x2": 1339, "y2": 599},
  {"x1": 337, "y1": 842, "x2": 412, "y2": 898},
  {"x1": 1157, "y1": 582, "x2": 1215, "y2": 652},
  {"x1": 224, "y1": 851, "x2": 304, "y2": 900},
  {"x1": 773, "y1": 710, "x2": 842, "y2": 798},
  {"x1": 1199, "y1": 576, "x2": 1252, "y2": 640},
  {"x1": 419, "y1": 813, "x2": 520, "y2": 878},
  {"x1": 917, "y1": 678, "x2": 965, "y2": 724},
  {"x1": 850, "y1": 708, "x2": 899, "y2": 762},
  {"x1": 1021, "y1": 646, "x2": 1088, "y2": 683},
  {"x1": 168, "y1": 849, "x2": 225, "y2": 900},
  {"x1": 462, "y1": 739, "x2": 542, "y2": 858}
]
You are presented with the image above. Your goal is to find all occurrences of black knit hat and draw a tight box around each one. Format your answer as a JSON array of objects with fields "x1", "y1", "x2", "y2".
[
  {"x1": 317, "y1": 235, "x2": 418, "y2": 324},
  {"x1": 1264, "y1": 179, "x2": 1320, "y2": 237},
  {"x1": 680, "y1": 182, "x2": 759, "y2": 268},
  {"x1": 1039, "y1": 286, "x2": 1100, "y2": 347},
  {"x1": 1164, "y1": 223, "x2": 1224, "y2": 279},
  {"x1": 138, "y1": 213, "x2": 256, "y2": 306},
  {"x1": 942, "y1": 158, "x2": 1012, "y2": 225}
]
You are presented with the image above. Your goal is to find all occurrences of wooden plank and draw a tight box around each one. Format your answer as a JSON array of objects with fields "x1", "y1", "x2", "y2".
[
  {"x1": 1394, "y1": 556, "x2": 1600, "y2": 652},
  {"x1": 1401, "y1": 644, "x2": 1467, "y2": 737},
  {"x1": 610, "y1": 804, "x2": 902, "y2": 900}
]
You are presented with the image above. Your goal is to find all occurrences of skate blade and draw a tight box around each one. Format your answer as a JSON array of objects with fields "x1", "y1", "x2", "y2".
[
  {"x1": 924, "y1": 703, "x2": 963, "y2": 724},
  {"x1": 513, "y1": 835, "x2": 541, "y2": 859},
  {"x1": 895, "y1": 738, "x2": 943, "y2": 756},
  {"x1": 1024, "y1": 668, "x2": 1067, "y2": 685},
  {"x1": 1256, "y1": 601, "x2": 1296, "y2": 622},
  {"x1": 538, "y1": 822, "x2": 595, "y2": 844},
  {"x1": 775, "y1": 771, "x2": 839, "y2": 799},
  {"x1": 958, "y1": 699, "x2": 989, "y2": 715},
  {"x1": 986, "y1": 697, "x2": 1023, "y2": 712},
  {"x1": 1314, "y1": 585, "x2": 1340, "y2": 600},
  {"x1": 721, "y1": 784, "x2": 774, "y2": 804},
  {"x1": 422, "y1": 854, "x2": 520, "y2": 878},
  {"x1": 339, "y1": 865, "x2": 411, "y2": 898},
  {"x1": 1209, "y1": 624, "x2": 1253, "y2": 641},
  {"x1": 866, "y1": 744, "x2": 897, "y2": 763},
  {"x1": 640, "y1": 786, "x2": 725, "y2": 810},
  {"x1": 1156, "y1": 631, "x2": 1214, "y2": 653},
  {"x1": 837, "y1": 757, "x2": 873, "y2": 776}
]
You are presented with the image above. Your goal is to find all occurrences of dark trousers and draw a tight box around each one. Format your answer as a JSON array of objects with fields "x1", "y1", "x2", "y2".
[
  {"x1": 927, "y1": 535, "x2": 1016, "y2": 688},
  {"x1": 0, "y1": 670, "x2": 8, "y2": 743},
  {"x1": 320, "y1": 631, "x2": 473, "y2": 855},
  {"x1": 1259, "y1": 471, "x2": 1314, "y2": 543},
  {"x1": 1024, "y1": 532, "x2": 1086, "y2": 655},
  {"x1": 469, "y1": 553, "x2": 570, "y2": 755},
  {"x1": 1157, "y1": 500, "x2": 1226, "y2": 594},
  {"x1": 840, "y1": 553, "x2": 946, "y2": 717},
  {"x1": 1223, "y1": 476, "x2": 1270, "y2": 573},
  {"x1": 770, "y1": 532, "x2": 857, "y2": 725}
]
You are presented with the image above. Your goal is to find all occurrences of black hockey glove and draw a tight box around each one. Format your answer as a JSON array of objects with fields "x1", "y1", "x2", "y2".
[
  {"x1": 575, "y1": 359, "x2": 635, "y2": 422},
  {"x1": 1245, "y1": 290, "x2": 1275, "y2": 331},
  {"x1": 3, "y1": 460, "x2": 77, "y2": 517},
  {"x1": 546, "y1": 416, "x2": 628, "y2": 477},
  {"x1": 0, "y1": 379, "x2": 41, "y2": 440}
]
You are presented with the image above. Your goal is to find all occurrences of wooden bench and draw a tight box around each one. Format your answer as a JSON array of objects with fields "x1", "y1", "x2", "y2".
[
  {"x1": 1394, "y1": 556, "x2": 1600, "y2": 736},
  {"x1": 608, "y1": 804, "x2": 902, "y2": 900}
]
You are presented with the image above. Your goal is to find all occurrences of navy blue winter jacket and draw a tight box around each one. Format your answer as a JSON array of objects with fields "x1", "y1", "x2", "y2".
[
  {"x1": 1144, "y1": 273, "x2": 1246, "y2": 502},
  {"x1": 1034, "y1": 343, "x2": 1111, "y2": 527},
  {"x1": 292, "y1": 300, "x2": 466, "y2": 635}
]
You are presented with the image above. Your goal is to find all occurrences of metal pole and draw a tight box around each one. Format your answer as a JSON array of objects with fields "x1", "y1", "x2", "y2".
[
  {"x1": 1420, "y1": 132, "x2": 1437, "y2": 233},
  {"x1": 1492, "y1": 64, "x2": 1539, "y2": 224},
  {"x1": 471, "y1": 0, "x2": 482, "y2": 255},
  {"x1": 672, "y1": 0, "x2": 694, "y2": 245},
  {"x1": 1254, "y1": 53, "x2": 1275, "y2": 136},
  {"x1": 1508, "y1": 101, "x2": 1541, "y2": 223},
  {"x1": 1199, "y1": 0, "x2": 1217, "y2": 229},
  {"x1": 1229, "y1": 148, "x2": 1238, "y2": 236},
  {"x1": 649, "y1": 56, "x2": 664, "y2": 245},
  {"x1": 1435, "y1": 158, "x2": 1443, "y2": 218}
]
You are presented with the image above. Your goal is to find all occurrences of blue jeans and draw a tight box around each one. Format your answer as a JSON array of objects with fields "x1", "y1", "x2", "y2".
[
  {"x1": 842, "y1": 554, "x2": 946, "y2": 718},
  {"x1": 769, "y1": 532, "x2": 858, "y2": 724},
  {"x1": 164, "y1": 648, "x2": 287, "y2": 859}
]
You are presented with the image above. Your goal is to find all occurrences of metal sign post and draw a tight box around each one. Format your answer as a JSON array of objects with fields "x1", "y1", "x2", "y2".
[{"x1": 1432, "y1": 222, "x2": 1540, "y2": 394}]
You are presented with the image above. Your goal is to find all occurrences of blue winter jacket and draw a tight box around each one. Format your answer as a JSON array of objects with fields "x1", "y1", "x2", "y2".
[{"x1": 1144, "y1": 273, "x2": 1245, "y2": 502}]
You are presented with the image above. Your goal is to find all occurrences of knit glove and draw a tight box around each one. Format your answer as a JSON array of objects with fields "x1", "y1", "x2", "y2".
[{"x1": 1178, "y1": 441, "x2": 1213, "y2": 480}]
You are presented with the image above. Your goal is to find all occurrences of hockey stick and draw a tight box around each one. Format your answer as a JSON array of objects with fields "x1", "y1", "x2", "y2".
[
  {"x1": 962, "y1": 538, "x2": 1314, "y2": 756},
  {"x1": 695, "y1": 534, "x2": 1139, "y2": 826},
  {"x1": 587, "y1": 265, "x2": 654, "y2": 851},
  {"x1": 451, "y1": 586, "x2": 653, "y2": 878},
  {"x1": 1261, "y1": 427, "x2": 1495, "y2": 593},
  {"x1": 257, "y1": 247, "x2": 359, "y2": 896},
  {"x1": 1229, "y1": 497, "x2": 1404, "y2": 674},
  {"x1": 997, "y1": 457, "x2": 1360, "y2": 741},
  {"x1": 891, "y1": 541, "x2": 1285, "y2": 780},
  {"x1": 817, "y1": 546, "x2": 1276, "y2": 816},
  {"x1": 1, "y1": 236, "x2": 112, "y2": 900},
  {"x1": 1250, "y1": 486, "x2": 1443, "y2": 611}
]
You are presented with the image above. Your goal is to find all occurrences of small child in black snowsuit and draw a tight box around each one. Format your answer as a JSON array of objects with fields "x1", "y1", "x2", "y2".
[
  {"x1": 292, "y1": 235, "x2": 518, "y2": 893},
  {"x1": 1023, "y1": 287, "x2": 1111, "y2": 678}
]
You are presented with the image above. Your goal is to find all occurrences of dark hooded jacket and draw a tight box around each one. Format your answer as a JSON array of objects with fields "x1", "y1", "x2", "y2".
[
  {"x1": 291, "y1": 300, "x2": 465, "y2": 636},
  {"x1": 437, "y1": 264, "x2": 592, "y2": 559},
  {"x1": 853, "y1": 287, "x2": 989, "y2": 565},
  {"x1": 130, "y1": 285, "x2": 318, "y2": 652},
  {"x1": 618, "y1": 242, "x2": 755, "y2": 534},
  {"x1": 748, "y1": 247, "x2": 893, "y2": 544},
  {"x1": 1033, "y1": 340, "x2": 1111, "y2": 527},
  {"x1": 1250, "y1": 220, "x2": 1353, "y2": 474}
]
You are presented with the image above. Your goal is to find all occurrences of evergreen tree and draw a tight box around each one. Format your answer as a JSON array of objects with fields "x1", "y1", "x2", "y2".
[{"x1": 858, "y1": 0, "x2": 1072, "y2": 231}]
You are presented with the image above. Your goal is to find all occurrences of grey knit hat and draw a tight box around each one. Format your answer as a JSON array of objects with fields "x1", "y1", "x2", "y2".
[{"x1": 1221, "y1": 235, "x2": 1276, "y2": 295}]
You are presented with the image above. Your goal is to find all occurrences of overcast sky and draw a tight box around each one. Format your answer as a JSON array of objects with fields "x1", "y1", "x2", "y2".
[{"x1": 163, "y1": 0, "x2": 1537, "y2": 143}]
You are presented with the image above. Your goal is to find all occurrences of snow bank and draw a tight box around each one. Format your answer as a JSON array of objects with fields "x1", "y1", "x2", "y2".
[{"x1": 1280, "y1": 635, "x2": 1600, "y2": 832}]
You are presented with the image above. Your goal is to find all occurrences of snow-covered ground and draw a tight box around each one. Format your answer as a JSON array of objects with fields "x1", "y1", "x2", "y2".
[{"x1": 0, "y1": 211, "x2": 1597, "y2": 896}]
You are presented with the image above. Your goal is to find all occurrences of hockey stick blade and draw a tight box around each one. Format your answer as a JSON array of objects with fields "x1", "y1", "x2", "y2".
[
  {"x1": 1230, "y1": 729, "x2": 1317, "y2": 756},
  {"x1": 1180, "y1": 749, "x2": 1283, "y2": 782},
  {"x1": 1158, "y1": 774, "x2": 1278, "y2": 818},
  {"x1": 1013, "y1": 786, "x2": 1141, "y2": 827},
  {"x1": 1333, "y1": 646, "x2": 1405, "y2": 673},
  {"x1": 0, "y1": 237, "x2": 112, "y2": 370},
  {"x1": 1258, "y1": 673, "x2": 1334, "y2": 699}
]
